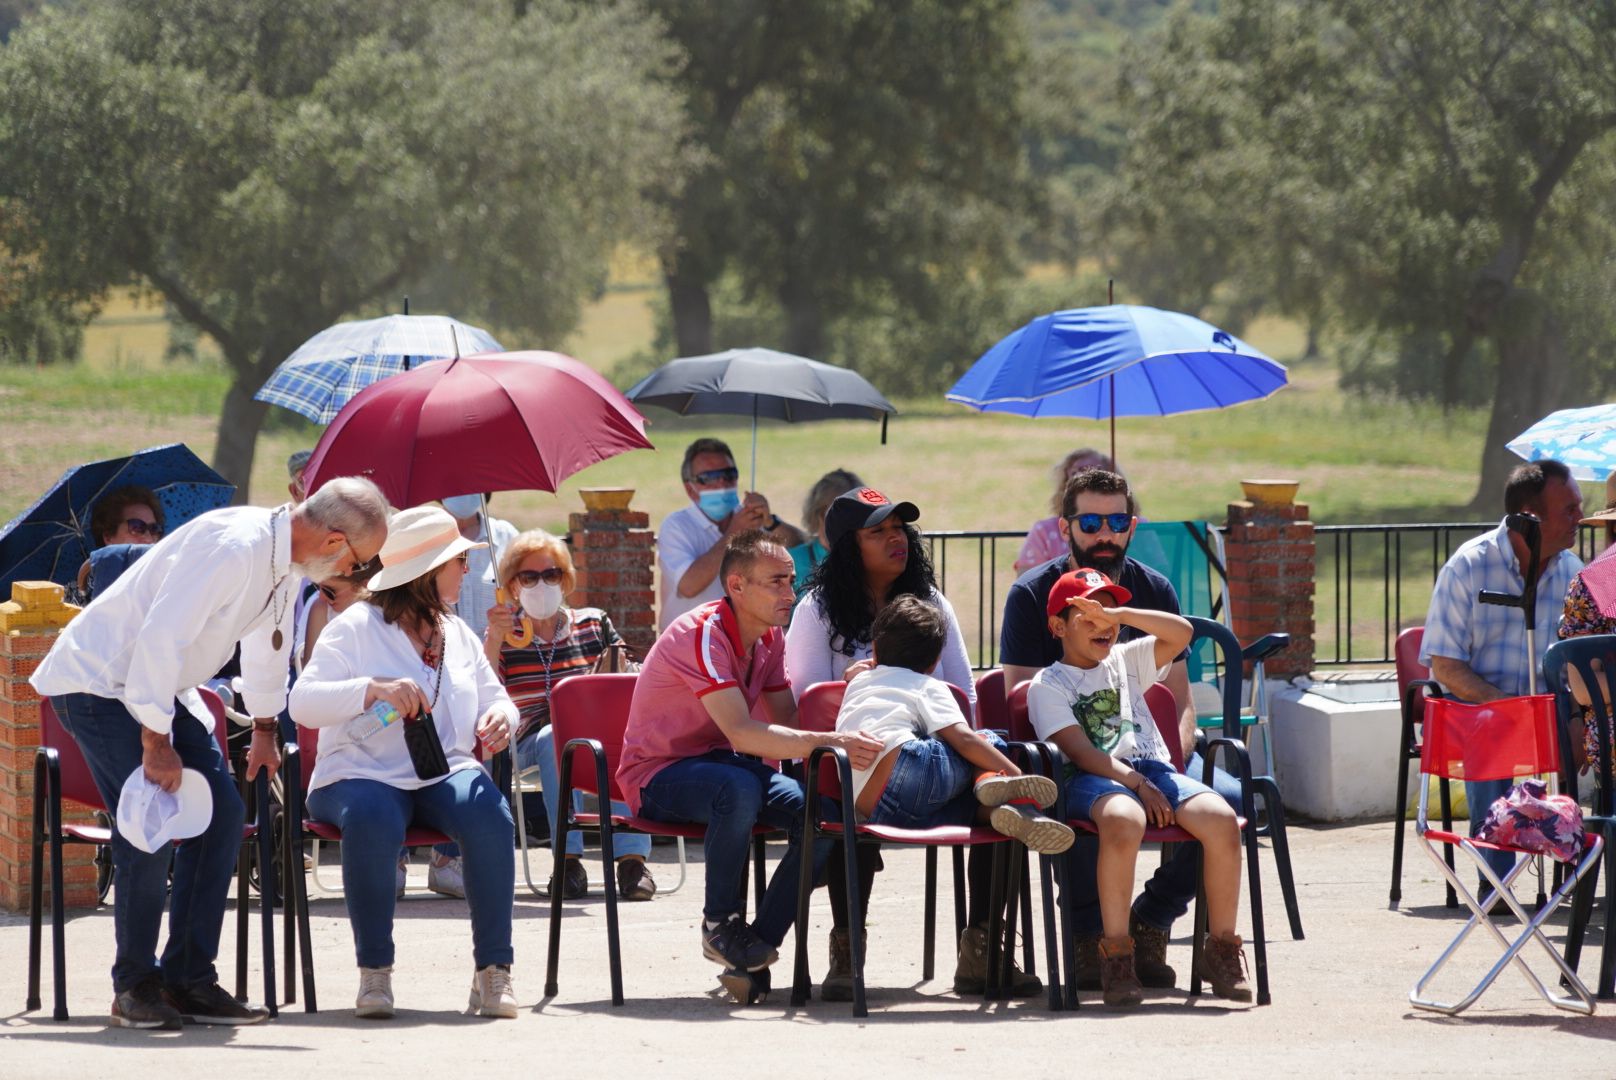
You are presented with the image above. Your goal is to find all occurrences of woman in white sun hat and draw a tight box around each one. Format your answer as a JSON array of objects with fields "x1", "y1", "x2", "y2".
[{"x1": 291, "y1": 504, "x2": 520, "y2": 1020}]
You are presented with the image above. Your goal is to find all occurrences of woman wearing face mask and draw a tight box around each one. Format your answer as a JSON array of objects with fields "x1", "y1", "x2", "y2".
[{"x1": 485, "y1": 529, "x2": 657, "y2": 902}]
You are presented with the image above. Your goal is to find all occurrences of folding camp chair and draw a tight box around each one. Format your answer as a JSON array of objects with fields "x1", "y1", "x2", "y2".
[
  {"x1": 1409, "y1": 693, "x2": 1603, "y2": 1016},
  {"x1": 1391, "y1": 626, "x2": 1457, "y2": 908}
]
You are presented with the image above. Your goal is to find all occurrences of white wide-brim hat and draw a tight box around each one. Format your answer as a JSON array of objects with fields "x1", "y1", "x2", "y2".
[
  {"x1": 367, "y1": 504, "x2": 486, "y2": 591},
  {"x1": 117, "y1": 767, "x2": 214, "y2": 853}
]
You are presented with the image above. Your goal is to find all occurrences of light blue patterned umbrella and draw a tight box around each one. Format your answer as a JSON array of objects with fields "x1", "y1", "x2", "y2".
[
  {"x1": 254, "y1": 314, "x2": 502, "y2": 423},
  {"x1": 1507, "y1": 404, "x2": 1616, "y2": 482}
]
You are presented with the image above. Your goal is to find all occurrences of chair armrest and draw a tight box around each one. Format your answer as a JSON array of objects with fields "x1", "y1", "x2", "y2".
[
  {"x1": 803, "y1": 744, "x2": 858, "y2": 839},
  {"x1": 1204, "y1": 735, "x2": 1257, "y2": 822},
  {"x1": 1242, "y1": 634, "x2": 1291, "y2": 664},
  {"x1": 556, "y1": 737, "x2": 608, "y2": 825}
]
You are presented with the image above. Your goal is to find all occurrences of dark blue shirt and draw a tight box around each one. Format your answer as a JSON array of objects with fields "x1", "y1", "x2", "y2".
[{"x1": 999, "y1": 554, "x2": 1183, "y2": 670}]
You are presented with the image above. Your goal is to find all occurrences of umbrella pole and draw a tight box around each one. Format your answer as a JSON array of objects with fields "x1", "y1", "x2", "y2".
[
  {"x1": 750, "y1": 398, "x2": 759, "y2": 492},
  {"x1": 1109, "y1": 375, "x2": 1117, "y2": 467}
]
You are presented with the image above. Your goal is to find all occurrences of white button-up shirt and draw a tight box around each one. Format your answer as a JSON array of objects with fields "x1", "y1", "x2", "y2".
[
  {"x1": 657, "y1": 502, "x2": 724, "y2": 630},
  {"x1": 31, "y1": 505, "x2": 297, "y2": 734}
]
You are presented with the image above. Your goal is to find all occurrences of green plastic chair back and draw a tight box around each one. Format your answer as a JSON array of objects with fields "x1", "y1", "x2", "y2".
[{"x1": 1129, "y1": 521, "x2": 1222, "y2": 684}]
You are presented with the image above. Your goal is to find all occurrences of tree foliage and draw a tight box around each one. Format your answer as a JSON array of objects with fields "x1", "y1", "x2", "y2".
[{"x1": 0, "y1": 0, "x2": 682, "y2": 495}]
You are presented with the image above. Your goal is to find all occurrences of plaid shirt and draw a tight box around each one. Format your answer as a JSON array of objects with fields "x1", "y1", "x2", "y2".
[{"x1": 1420, "y1": 519, "x2": 1582, "y2": 697}]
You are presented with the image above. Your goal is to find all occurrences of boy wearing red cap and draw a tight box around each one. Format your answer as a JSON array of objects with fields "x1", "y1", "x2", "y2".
[{"x1": 1027, "y1": 568, "x2": 1249, "y2": 1007}]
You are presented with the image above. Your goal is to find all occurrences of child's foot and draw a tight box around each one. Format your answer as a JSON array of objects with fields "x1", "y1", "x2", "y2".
[
  {"x1": 1099, "y1": 935, "x2": 1144, "y2": 1008},
  {"x1": 974, "y1": 772, "x2": 1058, "y2": 810},
  {"x1": 1196, "y1": 932, "x2": 1253, "y2": 1002},
  {"x1": 988, "y1": 804, "x2": 1075, "y2": 854}
]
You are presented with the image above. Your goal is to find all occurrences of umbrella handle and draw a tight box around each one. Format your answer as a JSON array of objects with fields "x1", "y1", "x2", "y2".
[{"x1": 495, "y1": 586, "x2": 534, "y2": 647}]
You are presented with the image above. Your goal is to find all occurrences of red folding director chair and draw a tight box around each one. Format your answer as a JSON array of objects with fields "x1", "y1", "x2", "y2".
[{"x1": 1409, "y1": 693, "x2": 1604, "y2": 1016}]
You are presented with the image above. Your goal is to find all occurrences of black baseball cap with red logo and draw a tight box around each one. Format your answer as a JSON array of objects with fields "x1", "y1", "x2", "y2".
[{"x1": 825, "y1": 487, "x2": 921, "y2": 548}]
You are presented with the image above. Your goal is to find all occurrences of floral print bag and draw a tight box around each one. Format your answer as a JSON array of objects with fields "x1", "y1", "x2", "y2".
[{"x1": 1474, "y1": 778, "x2": 1587, "y2": 863}]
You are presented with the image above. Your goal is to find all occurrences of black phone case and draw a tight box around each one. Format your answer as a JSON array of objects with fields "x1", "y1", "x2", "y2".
[{"x1": 402, "y1": 711, "x2": 450, "y2": 780}]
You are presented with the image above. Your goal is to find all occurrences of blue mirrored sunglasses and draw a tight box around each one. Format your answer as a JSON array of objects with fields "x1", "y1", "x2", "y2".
[{"x1": 1069, "y1": 512, "x2": 1134, "y2": 535}]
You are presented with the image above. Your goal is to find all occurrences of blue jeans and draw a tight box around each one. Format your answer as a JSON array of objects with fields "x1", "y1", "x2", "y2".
[
  {"x1": 1466, "y1": 778, "x2": 1517, "y2": 883},
  {"x1": 637, "y1": 750, "x2": 833, "y2": 948},
  {"x1": 306, "y1": 769, "x2": 515, "y2": 969},
  {"x1": 51, "y1": 692, "x2": 246, "y2": 993},
  {"x1": 1064, "y1": 754, "x2": 1242, "y2": 935},
  {"x1": 867, "y1": 732, "x2": 1009, "y2": 829},
  {"x1": 517, "y1": 725, "x2": 650, "y2": 859}
]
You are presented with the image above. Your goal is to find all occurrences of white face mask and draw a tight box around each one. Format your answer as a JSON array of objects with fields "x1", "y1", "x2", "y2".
[{"x1": 519, "y1": 580, "x2": 563, "y2": 620}]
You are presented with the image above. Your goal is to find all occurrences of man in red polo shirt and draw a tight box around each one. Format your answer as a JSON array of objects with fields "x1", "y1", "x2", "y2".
[{"x1": 619, "y1": 531, "x2": 882, "y2": 998}]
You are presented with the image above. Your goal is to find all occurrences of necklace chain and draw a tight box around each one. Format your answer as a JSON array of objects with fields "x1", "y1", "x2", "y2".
[{"x1": 267, "y1": 507, "x2": 289, "y2": 649}]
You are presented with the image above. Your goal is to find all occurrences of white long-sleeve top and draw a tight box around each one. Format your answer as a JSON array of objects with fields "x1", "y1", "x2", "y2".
[
  {"x1": 290, "y1": 602, "x2": 517, "y2": 792},
  {"x1": 784, "y1": 587, "x2": 977, "y2": 709},
  {"x1": 31, "y1": 505, "x2": 296, "y2": 735}
]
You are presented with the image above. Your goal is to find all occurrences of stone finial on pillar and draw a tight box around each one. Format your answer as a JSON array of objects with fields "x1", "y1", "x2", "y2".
[
  {"x1": 1225, "y1": 480, "x2": 1315, "y2": 680},
  {"x1": 568, "y1": 488, "x2": 656, "y2": 655}
]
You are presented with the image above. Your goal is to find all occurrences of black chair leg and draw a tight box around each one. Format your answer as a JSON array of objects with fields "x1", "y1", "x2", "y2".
[
  {"x1": 49, "y1": 793, "x2": 68, "y2": 1021},
  {"x1": 1390, "y1": 719, "x2": 1413, "y2": 905},
  {"x1": 1599, "y1": 838, "x2": 1616, "y2": 1000},
  {"x1": 1018, "y1": 846, "x2": 1037, "y2": 977},
  {"x1": 235, "y1": 843, "x2": 250, "y2": 1000},
  {"x1": 255, "y1": 774, "x2": 278, "y2": 1017},
  {"x1": 951, "y1": 845, "x2": 967, "y2": 944},
  {"x1": 1243, "y1": 822, "x2": 1271, "y2": 1006},
  {"x1": 26, "y1": 756, "x2": 46, "y2": 1013},
  {"x1": 1256, "y1": 777, "x2": 1303, "y2": 940},
  {"x1": 1563, "y1": 847, "x2": 1599, "y2": 979},
  {"x1": 983, "y1": 843, "x2": 1008, "y2": 1000},
  {"x1": 295, "y1": 831, "x2": 317, "y2": 1012},
  {"x1": 1037, "y1": 853, "x2": 1062, "y2": 1011},
  {"x1": 922, "y1": 847, "x2": 937, "y2": 981}
]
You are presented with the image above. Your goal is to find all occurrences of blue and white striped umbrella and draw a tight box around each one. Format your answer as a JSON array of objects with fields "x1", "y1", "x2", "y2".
[
  {"x1": 254, "y1": 314, "x2": 502, "y2": 424},
  {"x1": 1507, "y1": 404, "x2": 1616, "y2": 482}
]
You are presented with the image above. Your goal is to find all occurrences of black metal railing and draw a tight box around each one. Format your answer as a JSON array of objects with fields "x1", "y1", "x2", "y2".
[{"x1": 923, "y1": 530, "x2": 1027, "y2": 671}]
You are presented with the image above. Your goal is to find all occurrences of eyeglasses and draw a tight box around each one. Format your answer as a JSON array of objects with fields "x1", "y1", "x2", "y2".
[
  {"x1": 691, "y1": 466, "x2": 739, "y2": 486},
  {"x1": 455, "y1": 552, "x2": 470, "y2": 568},
  {"x1": 123, "y1": 518, "x2": 162, "y2": 538},
  {"x1": 514, "y1": 567, "x2": 565, "y2": 588},
  {"x1": 338, "y1": 535, "x2": 368, "y2": 576},
  {"x1": 1068, "y1": 512, "x2": 1134, "y2": 535}
]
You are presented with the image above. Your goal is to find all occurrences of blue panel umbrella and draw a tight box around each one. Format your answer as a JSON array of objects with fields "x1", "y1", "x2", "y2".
[
  {"x1": 0, "y1": 443, "x2": 235, "y2": 593},
  {"x1": 1506, "y1": 404, "x2": 1616, "y2": 482},
  {"x1": 254, "y1": 314, "x2": 503, "y2": 424},
  {"x1": 946, "y1": 304, "x2": 1288, "y2": 461}
]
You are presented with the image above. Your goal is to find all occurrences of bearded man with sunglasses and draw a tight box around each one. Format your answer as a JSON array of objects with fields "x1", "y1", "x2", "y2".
[{"x1": 999, "y1": 467, "x2": 1240, "y2": 993}]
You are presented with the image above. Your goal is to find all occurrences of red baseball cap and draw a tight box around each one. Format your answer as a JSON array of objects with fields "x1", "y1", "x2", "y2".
[
  {"x1": 825, "y1": 487, "x2": 920, "y2": 548},
  {"x1": 1045, "y1": 567, "x2": 1132, "y2": 618}
]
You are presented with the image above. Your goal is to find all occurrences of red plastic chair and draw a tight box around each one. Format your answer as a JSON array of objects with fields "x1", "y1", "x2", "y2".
[
  {"x1": 787, "y1": 681, "x2": 1051, "y2": 1016},
  {"x1": 1392, "y1": 626, "x2": 1456, "y2": 907},
  {"x1": 1008, "y1": 680, "x2": 1271, "y2": 1006},
  {"x1": 541, "y1": 673, "x2": 772, "y2": 1007},
  {"x1": 1409, "y1": 694, "x2": 1604, "y2": 1015},
  {"x1": 974, "y1": 669, "x2": 1007, "y2": 732}
]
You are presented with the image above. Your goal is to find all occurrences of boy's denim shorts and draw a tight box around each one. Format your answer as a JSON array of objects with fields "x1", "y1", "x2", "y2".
[
  {"x1": 1063, "y1": 757, "x2": 1216, "y2": 823},
  {"x1": 866, "y1": 731, "x2": 1008, "y2": 829}
]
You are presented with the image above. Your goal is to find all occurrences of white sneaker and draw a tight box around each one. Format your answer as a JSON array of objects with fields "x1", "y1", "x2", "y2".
[
  {"x1": 355, "y1": 966, "x2": 394, "y2": 1019},
  {"x1": 988, "y1": 804, "x2": 1076, "y2": 855},
  {"x1": 469, "y1": 965, "x2": 518, "y2": 1019},
  {"x1": 396, "y1": 855, "x2": 408, "y2": 899},
  {"x1": 428, "y1": 855, "x2": 466, "y2": 899}
]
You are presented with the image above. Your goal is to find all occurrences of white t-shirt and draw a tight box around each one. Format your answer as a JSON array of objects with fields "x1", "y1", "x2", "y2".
[
  {"x1": 784, "y1": 587, "x2": 977, "y2": 709},
  {"x1": 836, "y1": 665, "x2": 968, "y2": 800},
  {"x1": 1026, "y1": 636, "x2": 1171, "y2": 765},
  {"x1": 657, "y1": 502, "x2": 724, "y2": 630}
]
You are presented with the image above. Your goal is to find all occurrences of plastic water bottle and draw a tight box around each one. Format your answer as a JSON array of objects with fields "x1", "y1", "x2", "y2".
[{"x1": 349, "y1": 699, "x2": 402, "y2": 741}]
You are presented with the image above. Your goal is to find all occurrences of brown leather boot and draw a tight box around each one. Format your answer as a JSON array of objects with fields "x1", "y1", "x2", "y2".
[
  {"x1": 1129, "y1": 912, "x2": 1178, "y2": 988},
  {"x1": 953, "y1": 926, "x2": 1044, "y2": 997},
  {"x1": 821, "y1": 927, "x2": 861, "y2": 1002},
  {"x1": 1072, "y1": 934, "x2": 1101, "y2": 991},
  {"x1": 1098, "y1": 935, "x2": 1143, "y2": 1007},
  {"x1": 1197, "y1": 931, "x2": 1253, "y2": 1002}
]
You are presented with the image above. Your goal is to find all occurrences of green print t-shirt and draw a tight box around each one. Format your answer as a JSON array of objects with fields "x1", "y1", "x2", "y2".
[{"x1": 1024, "y1": 636, "x2": 1172, "y2": 766}]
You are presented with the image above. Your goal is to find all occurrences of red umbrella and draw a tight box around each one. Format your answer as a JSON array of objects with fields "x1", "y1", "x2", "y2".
[{"x1": 302, "y1": 350, "x2": 653, "y2": 508}]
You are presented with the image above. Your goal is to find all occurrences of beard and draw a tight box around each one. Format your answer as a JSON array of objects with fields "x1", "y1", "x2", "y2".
[
  {"x1": 1068, "y1": 537, "x2": 1127, "y2": 580},
  {"x1": 293, "y1": 550, "x2": 347, "y2": 583}
]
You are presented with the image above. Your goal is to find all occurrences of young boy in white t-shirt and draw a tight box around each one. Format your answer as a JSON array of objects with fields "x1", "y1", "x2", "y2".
[
  {"x1": 1027, "y1": 568, "x2": 1249, "y2": 1007},
  {"x1": 836, "y1": 595, "x2": 1074, "y2": 995}
]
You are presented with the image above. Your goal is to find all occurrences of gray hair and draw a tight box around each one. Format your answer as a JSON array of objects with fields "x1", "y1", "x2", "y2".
[
  {"x1": 802, "y1": 468, "x2": 864, "y2": 532},
  {"x1": 299, "y1": 476, "x2": 391, "y2": 540}
]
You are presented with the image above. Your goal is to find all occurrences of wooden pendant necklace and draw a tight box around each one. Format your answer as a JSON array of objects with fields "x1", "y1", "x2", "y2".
[{"x1": 267, "y1": 507, "x2": 289, "y2": 651}]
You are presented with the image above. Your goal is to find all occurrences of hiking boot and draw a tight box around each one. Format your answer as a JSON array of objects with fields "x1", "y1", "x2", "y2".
[
  {"x1": 1196, "y1": 932, "x2": 1253, "y2": 1002},
  {"x1": 616, "y1": 858, "x2": 657, "y2": 901},
  {"x1": 162, "y1": 980, "x2": 270, "y2": 1025},
  {"x1": 355, "y1": 966, "x2": 395, "y2": 1019},
  {"x1": 1071, "y1": 934, "x2": 1102, "y2": 991},
  {"x1": 988, "y1": 804, "x2": 1076, "y2": 855},
  {"x1": 953, "y1": 925, "x2": 1043, "y2": 997},
  {"x1": 468, "y1": 964, "x2": 518, "y2": 1019},
  {"x1": 1129, "y1": 912, "x2": 1178, "y2": 989},
  {"x1": 821, "y1": 926, "x2": 865, "y2": 1002},
  {"x1": 974, "y1": 772, "x2": 1059, "y2": 810},
  {"x1": 110, "y1": 976, "x2": 182, "y2": 1030},
  {"x1": 701, "y1": 914, "x2": 778, "y2": 972},
  {"x1": 1098, "y1": 935, "x2": 1144, "y2": 1008},
  {"x1": 428, "y1": 855, "x2": 466, "y2": 899}
]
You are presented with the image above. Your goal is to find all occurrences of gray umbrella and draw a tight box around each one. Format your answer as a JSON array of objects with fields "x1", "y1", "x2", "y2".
[{"x1": 625, "y1": 347, "x2": 896, "y2": 488}]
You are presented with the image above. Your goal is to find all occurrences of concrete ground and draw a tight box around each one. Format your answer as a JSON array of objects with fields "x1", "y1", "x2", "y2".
[{"x1": 2, "y1": 820, "x2": 1615, "y2": 1078}]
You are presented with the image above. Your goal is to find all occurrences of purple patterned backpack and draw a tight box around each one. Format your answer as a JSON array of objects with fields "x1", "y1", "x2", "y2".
[{"x1": 1474, "y1": 778, "x2": 1587, "y2": 863}]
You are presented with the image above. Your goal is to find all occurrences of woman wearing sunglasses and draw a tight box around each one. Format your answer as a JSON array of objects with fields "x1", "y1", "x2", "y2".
[
  {"x1": 485, "y1": 529, "x2": 657, "y2": 903},
  {"x1": 75, "y1": 485, "x2": 167, "y2": 598}
]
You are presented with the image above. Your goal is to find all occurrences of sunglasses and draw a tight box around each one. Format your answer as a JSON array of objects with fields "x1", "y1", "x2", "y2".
[
  {"x1": 317, "y1": 584, "x2": 339, "y2": 603},
  {"x1": 513, "y1": 567, "x2": 565, "y2": 588},
  {"x1": 454, "y1": 552, "x2": 470, "y2": 567},
  {"x1": 1068, "y1": 512, "x2": 1134, "y2": 535},
  {"x1": 691, "y1": 466, "x2": 739, "y2": 486},
  {"x1": 123, "y1": 518, "x2": 162, "y2": 538},
  {"x1": 337, "y1": 534, "x2": 370, "y2": 576}
]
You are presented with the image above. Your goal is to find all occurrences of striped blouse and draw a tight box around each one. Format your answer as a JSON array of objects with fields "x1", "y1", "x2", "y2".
[{"x1": 498, "y1": 606, "x2": 621, "y2": 745}]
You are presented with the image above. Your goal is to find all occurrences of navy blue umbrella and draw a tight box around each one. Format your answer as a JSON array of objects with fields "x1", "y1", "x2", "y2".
[{"x1": 0, "y1": 443, "x2": 235, "y2": 593}]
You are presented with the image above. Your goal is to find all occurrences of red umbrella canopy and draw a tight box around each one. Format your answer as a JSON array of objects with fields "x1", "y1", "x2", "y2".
[{"x1": 302, "y1": 351, "x2": 653, "y2": 508}]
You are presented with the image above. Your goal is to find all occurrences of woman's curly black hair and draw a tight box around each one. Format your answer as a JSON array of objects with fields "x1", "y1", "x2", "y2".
[{"x1": 804, "y1": 520, "x2": 937, "y2": 657}]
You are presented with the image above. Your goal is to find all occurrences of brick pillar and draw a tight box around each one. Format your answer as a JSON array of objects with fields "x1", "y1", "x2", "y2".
[
  {"x1": 569, "y1": 488, "x2": 656, "y2": 655},
  {"x1": 1224, "y1": 481, "x2": 1315, "y2": 680},
  {"x1": 0, "y1": 582, "x2": 99, "y2": 912}
]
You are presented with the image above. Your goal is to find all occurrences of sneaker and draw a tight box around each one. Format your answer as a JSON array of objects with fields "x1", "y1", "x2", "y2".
[
  {"x1": 952, "y1": 925, "x2": 1043, "y2": 997},
  {"x1": 987, "y1": 804, "x2": 1076, "y2": 855},
  {"x1": 356, "y1": 966, "x2": 395, "y2": 1019},
  {"x1": 1129, "y1": 912, "x2": 1178, "y2": 989},
  {"x1": 468, "y1": 964, "x2": 518, "y2": 1019},
  {"x1": 428, "y1": 855, "x2": 466, "y2": 899},
  {"x1": 974, "y1": 772, "x2": 1058, "y2": 810},
  {"x1": 616, "y1": 858, "x2": 657, "y2": 901},
  {"x1": 111, "y1": 976, "x2": 182, "y2": 1030},
  {"x1": 1196, "y1": 932, "x2": 1253, "y2": 1003},
  {"x1": 1072, "y1": 934, "x2": 1102, "y2": 991},
  {"x1": 1098, "y1": 935, "x2": 1144, "y2": 1008},
  {"x1": 396, "y1": 854, "x2": 408, "y2": 899},
  {"x1": 162, "y1": 981, "x2": 270, "y2": 1025},
  {"x1": 821, "y1": 926, "x2": 863, "y2": 1003},
  {"x1": 561, "y1": 857, "x2": 589, "y2": 899},
  {"x1": 701, "y1": 914, "x2": 778, "y2": 972}
]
